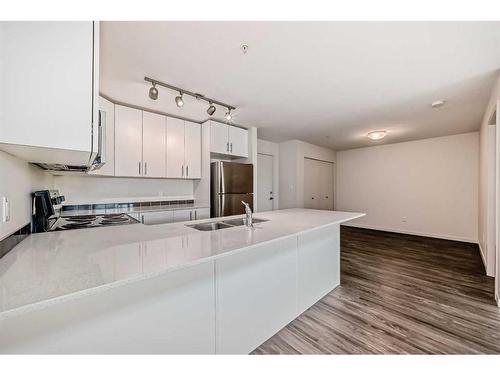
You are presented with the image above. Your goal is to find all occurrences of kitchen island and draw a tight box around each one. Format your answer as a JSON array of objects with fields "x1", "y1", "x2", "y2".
[{"x1": 0, "y1": 209, "x2": 364, "y2": 354}]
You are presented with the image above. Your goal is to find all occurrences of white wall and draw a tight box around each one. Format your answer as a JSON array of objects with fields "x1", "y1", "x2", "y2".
[
  {"x1": 478, "y1": 74, "x2": 500, "y2": 276},
  {"x1": 257, "y1": 139, "x2": 280, "y2": 210},
  {"x1": 279, "y1": 140, "x2": 336, "y2": 209},
  {"x1": 53, "y1": 175, "x2": 193, "y2": 205},
  {"x1": 336, "y1": 132, "x2": 479, "y2": 243},
  {"x1": 0, "y1": 151, "x2": 54, "y2": 240}
]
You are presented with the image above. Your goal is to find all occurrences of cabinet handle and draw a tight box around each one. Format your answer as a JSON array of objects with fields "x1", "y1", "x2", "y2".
[
  {"x1": 190, "y1": 211, "x2": 192, "y2": 220},
  {"x1": 138, "y1": 162, "x2": 141, "y2": 175},
  {"x1": 230, "y1": 143, "x2": 233, "y2": 153},
  {"x1": 182, "y1": 165, "x2": 184, "y2": 177},
  {"x1": 226, "y1": 142, "x2": 229, "y2": 152},
  {"x1": 186, "y1": 165, "x2": 189, "y2": 177},
  {"x1": 141, "y1": 215, "x2": 145, "y2": 224},
  {"x1": 144, "y1": 162, "x2": 148, "y2": 176},
  {"x1": 194, "y1": 210, "x2": 197, "y2": 220}
]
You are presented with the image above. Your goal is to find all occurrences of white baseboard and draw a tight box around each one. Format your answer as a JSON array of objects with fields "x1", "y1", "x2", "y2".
[
  {"x1": 478, "y1": 243, "x2": 490, "y2": 275},
  {"x1": 342, "y1": 222, "x2": 478, "y2": 244}
]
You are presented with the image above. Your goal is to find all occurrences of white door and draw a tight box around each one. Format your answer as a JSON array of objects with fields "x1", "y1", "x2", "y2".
[
  {"x1": 303, "y1": 158, "x2": 334, "y2": 210},
  {"x1": 257, "y1": 153, "x2": 274, "y2": 212},
  {"x1": 210, "y1": 122, "x2": 229, "y2": 154},
  {"x1": 89, "y1": 96, "x2": 115, "y2": 176},
  {"x1": 115, "y1": 105, "x2": 143, "y2": 177},
  {"x1": 229, "y1": 126, "x2": 248, "y2": 157},
  {"x1": 184, "y1": 121, "x2": 202, "y2": 179},
  {"x1": 173, "y1": 209, "x2": 193, "y2": 222},
  {"x1": 166, "y1": 117, "x2": 185, "y2": 178},
  {"x1": 142, "y1": 112, "x2": 166, "y2": 178}
]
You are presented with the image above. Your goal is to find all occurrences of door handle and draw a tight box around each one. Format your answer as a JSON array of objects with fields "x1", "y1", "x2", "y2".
[{"x1": 269, "y1": 197, "x2": 273, "y2": 200}]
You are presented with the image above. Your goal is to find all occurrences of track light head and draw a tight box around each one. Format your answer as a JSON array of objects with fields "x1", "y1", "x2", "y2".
[
  {"x1": 207, "y1": 103, "x2": 216, "y2": 116},
  {"x1": 225, "y1": 109, "x2": 232, "y2": 121},
  {"x1": 148, "y1": 83, "x2": 158, "y2": 100},
  {"x1": 175, "y1": 92, "x2": 184, "y2": 108}
]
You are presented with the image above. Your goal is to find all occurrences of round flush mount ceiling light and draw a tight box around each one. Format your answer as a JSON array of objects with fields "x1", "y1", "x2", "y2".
[
  {"x1": 431, "y1": 100, "x2": 446, "y2": 108},
  {"x1": 367, "y1": 130, "x2": 387, "y2": 140}
]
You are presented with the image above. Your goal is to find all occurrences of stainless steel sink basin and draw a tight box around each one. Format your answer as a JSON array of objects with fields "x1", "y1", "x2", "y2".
[
  {"x1": 222, "y1": 218, "x2": 268, "y2": 226},
  {"x1": 187, "y1": 217, "x2": 268, "y2": 231},
  {"x1": 187, "y1": 222, "x2": 233, "y2": 231}
]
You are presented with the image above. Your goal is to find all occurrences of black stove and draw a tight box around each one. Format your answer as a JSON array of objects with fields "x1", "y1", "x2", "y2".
[{"x1": 51, "y1": 213, "x2": 139, "y2": 231}]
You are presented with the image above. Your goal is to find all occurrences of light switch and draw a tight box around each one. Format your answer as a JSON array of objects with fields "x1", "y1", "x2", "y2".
[{"x1": 1, "y1": 197, "x2": 10, "y2": 222}]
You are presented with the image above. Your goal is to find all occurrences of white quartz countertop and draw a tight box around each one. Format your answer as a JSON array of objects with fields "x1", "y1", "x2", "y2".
[{"x1": 0, "y1": 209, "x2": 364, "y2": 319}]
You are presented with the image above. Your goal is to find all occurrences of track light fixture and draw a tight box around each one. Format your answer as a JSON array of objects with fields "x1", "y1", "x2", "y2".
[
  {"x1": 144, "y1": 77, "x2": 236, "y2": 116},
  {"x1": 207, "y1": 102, "x2": 216, "y2": 116},
  {"x1": 175, "y1": 92, "x2": 184, "y2": 108},
  {"x1": 148, "y1": 83, "x2": 158, "y2": 100}
]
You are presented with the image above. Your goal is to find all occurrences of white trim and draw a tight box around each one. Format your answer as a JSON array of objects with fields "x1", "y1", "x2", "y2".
[
  {"x1": 343, "y1": 222, "x2": 478, "y2": 244},
  {"x1": 478, "y1": 243, "x2": 490, "y2": 275}
]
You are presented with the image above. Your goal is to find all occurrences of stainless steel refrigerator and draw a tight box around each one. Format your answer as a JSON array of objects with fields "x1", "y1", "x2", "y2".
[{"x1": 211, "y1": 161, "x2": 254, "y2": 217}]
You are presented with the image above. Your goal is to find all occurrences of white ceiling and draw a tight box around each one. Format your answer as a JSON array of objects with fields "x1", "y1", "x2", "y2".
[{"x1": 100, "y1": 21, "x2": 500, "y2": 150}]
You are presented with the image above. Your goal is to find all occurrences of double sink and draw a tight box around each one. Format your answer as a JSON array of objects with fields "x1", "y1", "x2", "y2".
[{"x1": 187, "y1": 217, "x2": 268, "y2": 231}]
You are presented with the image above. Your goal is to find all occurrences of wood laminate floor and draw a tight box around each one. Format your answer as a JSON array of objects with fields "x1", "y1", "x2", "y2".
[{"x1": 253, "y1": 226, "x2": 500, "y2": 354}]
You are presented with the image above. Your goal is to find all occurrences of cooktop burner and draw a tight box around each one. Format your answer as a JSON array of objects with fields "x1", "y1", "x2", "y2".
[{"x1": 52, "y1": 213, "x2": 138, "y2": 231}]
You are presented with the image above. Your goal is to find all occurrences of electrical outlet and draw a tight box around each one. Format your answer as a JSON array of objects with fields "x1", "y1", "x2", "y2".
[
  {"x1": 1, "y1": 197, "x2": 10, "y2": 222},
  {"x1": 402, "y1": 216, "x2": 407, "y2": 223}
]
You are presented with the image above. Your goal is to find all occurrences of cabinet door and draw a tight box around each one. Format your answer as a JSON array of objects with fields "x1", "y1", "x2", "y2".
[
  {"x1": 166, "y1": 117, "x2": 185, "y2": 178},
  {"x1": 173, "y1": 209, "x2": 193, "y2": 222},
  {"x1": 89, "y1": 96, "x2": 115, "y2": 176},
  {"x1": 194, "y1": 208, "x2": 210, "y2": 220},
  {"x1": 140, "y1": 211, "x2": 174, "y2": 225},
  {"x1": 0, "y1": 22, "x2": 94, "y2": 153},
  {"x1": 184, "y1": 121, "x2": 201, "y2": 179},
  {"x1": 210, "y1": 122, "x2": 229, "y2": 154},
  {"x1": 229, "y1": 126, "x2": 248, "y2": 157},
  {"x1": 142, "y1": 112, "x2": 166, "y2": 178},
  {"x1": 114, "y1": 105, "x2": 143, "y2": 177}
]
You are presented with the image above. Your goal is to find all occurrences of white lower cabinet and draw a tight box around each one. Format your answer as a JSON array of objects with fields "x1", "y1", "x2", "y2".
[
  {"x1": 173, "y1": 209, "x2": 193, "y2": 222},
  {"x1": 140, "y1": 211, "x2": 174, "y2": 225},
  {"x1": 193, "y1": 207, "x2": 210, "y2": 220},
  {"x1": 0, "y1": 262, "x2": 216, "y2": 354}
]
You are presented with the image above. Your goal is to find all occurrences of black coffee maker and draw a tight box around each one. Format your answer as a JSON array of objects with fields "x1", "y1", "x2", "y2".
[{"x1": 32, "y1": 190, "x2": 65, "y2": 232}]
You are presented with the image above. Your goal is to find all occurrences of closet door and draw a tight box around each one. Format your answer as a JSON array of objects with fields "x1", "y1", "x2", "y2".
[
  {"x1": 166, "y1": 117, "x2": 185, "y2": 178},
  {"x1": 115, "y1": 105, "x2": 143, "y2": 177},
  {"x1": 184, "y1": 121, "x2": 201, "y2": 179},
  {"x1": 142, "y1": 111, "x2": 166, "y2": 178}
]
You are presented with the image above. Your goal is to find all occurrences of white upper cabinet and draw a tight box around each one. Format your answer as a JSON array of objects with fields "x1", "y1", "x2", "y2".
[
  {"x1": 0, "y1": 21, "x2": 99, "y2": 165},
  {"x1": 115, "y1": 105, "x2": 143, "y2": 177},
  {"x1": 89, "y1": 96, "x2": 115, "y2": 176},
  {"x1": 184, "y1": 121, "x2": 202, "y2": 179},
  {"x1": 142, "y1": 112, "x2": 166, "y2": 178},
  {"x1": 166, "y1": 117, "x2": 185, "y2": 178},
  {"x1": 210, "y1": 122, "x2": 229, "y2": 154},
  {"x1": 210, "y1": 122, "x2": 248, "y2": 158},
  {"x1": 228, "y1": 126, "x2": 248, "y2": 158},
  {"x1": 166, "y1": 118, "x2": 201, "y2": 179}
]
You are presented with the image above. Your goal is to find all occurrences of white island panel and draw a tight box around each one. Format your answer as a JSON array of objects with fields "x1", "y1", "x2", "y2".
[
  {"x1": 215, "y1": 236, "x2": 298, "y2": 354},
  {"x1": 0, "y1": 261, "x2": 215, "y2": 354}
]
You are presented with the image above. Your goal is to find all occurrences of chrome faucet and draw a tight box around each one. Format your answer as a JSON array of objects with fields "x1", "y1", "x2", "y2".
[{"x1": 241, "y1": 201, "x2": 253, "y2": 227}]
